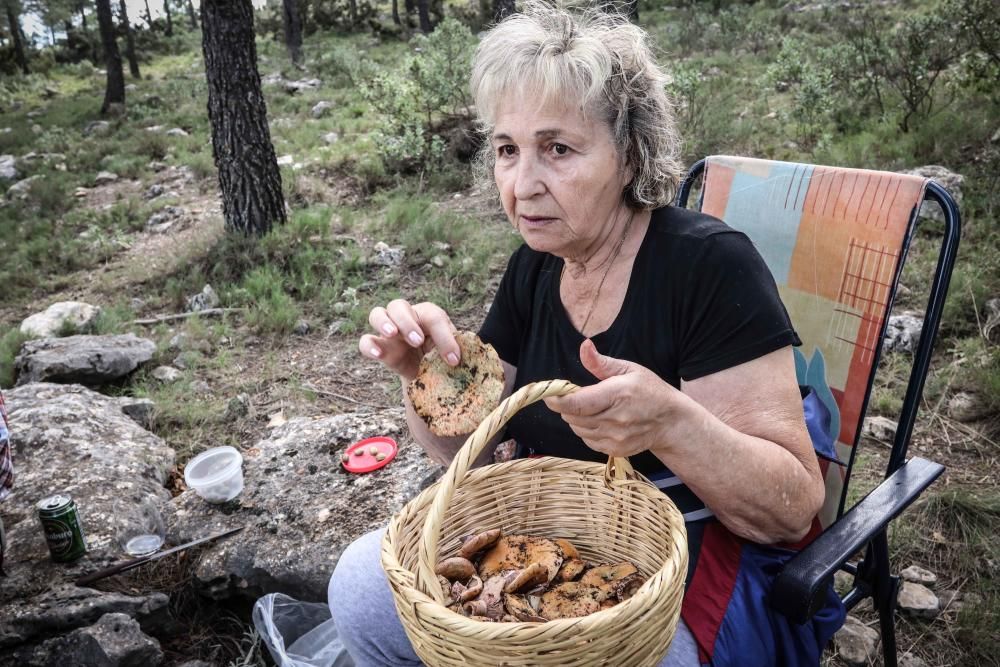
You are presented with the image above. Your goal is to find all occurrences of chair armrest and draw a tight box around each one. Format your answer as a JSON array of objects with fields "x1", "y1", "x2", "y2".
[{"x1": 769, "y1": 457, "x2": 944, "y2": 624}]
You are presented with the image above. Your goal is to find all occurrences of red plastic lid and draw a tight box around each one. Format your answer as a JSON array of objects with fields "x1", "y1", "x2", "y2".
[{"x1": 342, "y1": 436, "x2": 398, "y2": 473}]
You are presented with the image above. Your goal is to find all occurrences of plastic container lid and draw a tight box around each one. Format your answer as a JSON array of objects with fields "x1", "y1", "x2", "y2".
[
  {"x1": 185, "y1": 445, "x2": 244, "y2": 488},
  {"x1": 342, "y1": 437, "x2": 398, "y2": 474}
]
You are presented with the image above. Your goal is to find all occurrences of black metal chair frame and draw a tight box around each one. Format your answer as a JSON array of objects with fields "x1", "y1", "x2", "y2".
[{"x1": 677, "y1": 158, "x2": 962, "y2": 667}]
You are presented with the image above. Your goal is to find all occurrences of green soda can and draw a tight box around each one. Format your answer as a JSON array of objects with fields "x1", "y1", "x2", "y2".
[{"x1": 37, "y1": 494, "x2": 88, "y2": 562}]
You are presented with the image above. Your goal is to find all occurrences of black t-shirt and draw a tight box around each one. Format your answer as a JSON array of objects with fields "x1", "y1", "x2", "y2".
[{"x1": 478, "y1": 205, "x2": 800, "y2": 481}]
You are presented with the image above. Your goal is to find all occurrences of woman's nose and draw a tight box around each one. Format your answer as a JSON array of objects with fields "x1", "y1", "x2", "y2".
[{"x1": 513, "y1": 154, "x2": 545, "y2": 200}]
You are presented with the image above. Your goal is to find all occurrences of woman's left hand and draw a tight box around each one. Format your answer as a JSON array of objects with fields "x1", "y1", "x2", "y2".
[{"x1": 543, "y1": 339, "x2": 684, "y2": 458}]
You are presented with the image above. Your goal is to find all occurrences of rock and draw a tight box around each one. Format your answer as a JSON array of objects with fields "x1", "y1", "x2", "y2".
[
  {"x1": 94, "y1": 171, "x2": 119, "y2": 186},
  {"x1": 74, "y1": 186, "x2": 90, "y2": 198},
  {"x1": 833, "y1": 569, "x2": 855, "y2": 596},
  {"x1": 83, "y1": 120, "x2": 111, "y2": 137},
  {"x1": 884, "y1": 312, "x2": 922, "y2": 354},
  {"x1": 145, "y1": 205, "x2": 184, "y2": 229},
  {"x1": 0, "y1": 154, "x2": 18, "y2": 181},
  {"x1": 168, "y1": 333, "x2": 188, "y2": 351},
  {"x1": 223, "y1": 393, "x2": 251, "y2": 421},
  {"x1": 186, "y1": 285, "x2": 220, "y2": 312},
  {"x1": 190, "y1": 380, "x2": 211, "y2": 394},
  {"x1": 984, "y1": 297, "x2": 1000, "y2": 344},
  {"x1": 292, "y1": 320, "x2": 311, "y2": 335},
  {"x1": 125, "y1": 83, "x2": 138, "y2": 93},
  {"x1": 277, "y1": 154, "x2": 294, "y2": 166},
  {"x1": 862, "y1": 416, "x2": 897, "y2": 442},
  {"x1": 0, "y1": 384, "x2": 174, "y2": 649},
  {"x1": 371, "y1": 241, "x2": 404, "y2": 267},
  {"x1": 165, "y1": 127, "x2": 189, "y2": 137},
  {"x1": 323, "y1": 131, "x2": 340, "y2": 144},
  {"x1": 901, "y1": 565, "x2": 937, "y2": 585},
  {"x1": 430, "y1": 255, "x2": 447, "y2": 268},
  {"x1": 164, "y1": 410, "x2": 438, "y2": 601},
  {"x1": 948, "y1": 391, "x2": 990, "y2": 422},
  {"x1": 283, "y1": 78, "x2": 321, "y2": 94},
  {"x1": 311, "y1": 101, "x2": 334, "y2": 118},
  {"x1": 902, "y1": 166, "x2": 964, "y2": 223},
  {"x1": 143, "y1": 183, "x2": 165, "y2": 200},
  {"x1": 15, "y1": 334, "x2": 155, "y2": 386},
  {"x1": 176, "y1": 662, "x2": 215, "y2": 667},
  {"x1": 31, "y1": 124, "x2": 43, "y2": 134},
  {"x1": 900, "y1": 653, "x2": 928, "y2": 667},
  {"x1": 897, "y1": 581, "x2": 940, "y2": 619},
  {"x1": 20, "y1": 302, "x2": 101, "y2": 338},
  {"x1": 147, "y1": 161, "x2": 167, "y2": 172},
  {"x1": 261, "y1": 72, "x2": 285, "y2": 86},
  {"x1": 834, "y1": 615, "x2": 879, "y2": 667},
  {"x1": 6, "y1": 175, "x2": 41, "y2": 200},
  {"x1": 151, "y1": 366, "x2": 182, "y2": 383},
  {"x1": 327, "y1": 320, "x2": 346, "y2": 336},
  {"x1": 144, "y1": 125, "x2": 164, "y2": 133},
  {"x1": 31, "y1": 613, "x2": 164, "y2": 667}
]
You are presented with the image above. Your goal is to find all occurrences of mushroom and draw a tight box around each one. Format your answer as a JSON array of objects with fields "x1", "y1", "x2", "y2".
[
  {"x1": 613, "y1": 573, "x2": 644, "y2": 601},
  {"x1": 556, "y1": 558, "x2": 587, "y2": 582},
  {"x1": 504, "y1": 593, "x2": 548, "y2": 622},
  {"x1": 458, "y1": 528, "x2": 503, "y2": 560},
  {"x1": 579, "y1": 562, "x2": 639, "y2": 598},
  {"x1": 479, "y1": 535, "x2": 564, "y2": 584},
  {"x1": 458, "y1": 575, "x2": 483, "y2": 603},
  {"x1": 436, "y1": 556, "x2": 477, "y2": 582},
  {"x1": 538, "y1": 582, "x2": 604, "y2": 620},
  {"x1": 504, "y1": 563, "x2": 549, "y2": 593},
  {"x1": 554, "y1": 538, "x2": 580, "y2": 560}
]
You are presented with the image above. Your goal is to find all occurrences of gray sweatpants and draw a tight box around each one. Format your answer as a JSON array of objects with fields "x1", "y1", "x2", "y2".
[{"x1": 328, "y1": 527, "x2": 700, "y2": 667}]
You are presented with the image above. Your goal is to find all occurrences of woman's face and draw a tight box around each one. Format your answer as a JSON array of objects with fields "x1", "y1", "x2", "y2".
[{"x1": 491, "y1": 94, "x2": 631, "y2": 259}]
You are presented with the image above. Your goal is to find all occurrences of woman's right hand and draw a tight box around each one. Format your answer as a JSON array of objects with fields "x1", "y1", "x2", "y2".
[{"x1": 359, "y1": 300, "x2": 461, "y2": 381}]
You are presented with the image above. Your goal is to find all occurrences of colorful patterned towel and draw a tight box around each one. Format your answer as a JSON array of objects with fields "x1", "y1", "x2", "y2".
[{"x1": 700, "y1": 155, "x2": 929, "y2": 527}]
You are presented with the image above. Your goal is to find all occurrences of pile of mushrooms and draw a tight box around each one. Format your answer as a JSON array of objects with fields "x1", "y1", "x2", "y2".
[{"x1": 435, "y1": 529, "x2": 645, "y2": 622}]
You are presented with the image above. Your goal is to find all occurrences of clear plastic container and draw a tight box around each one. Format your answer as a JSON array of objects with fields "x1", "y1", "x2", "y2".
[{"x1": 184, "y1": 446, "x2": 244, "y2": 503}]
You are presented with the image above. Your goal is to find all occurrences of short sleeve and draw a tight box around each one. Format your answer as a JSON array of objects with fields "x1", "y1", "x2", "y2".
[
  {"x1": 478, "y1": 246, "x2": 530, "y2": 367},
  {"x1": 678, "y1": 232, "x2": 801, "y2": 380}
]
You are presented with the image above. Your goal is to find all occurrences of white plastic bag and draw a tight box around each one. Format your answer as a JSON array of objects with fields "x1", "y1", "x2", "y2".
[{"x1": 253, "y1": 593, "x2": 355, "y2": 667}]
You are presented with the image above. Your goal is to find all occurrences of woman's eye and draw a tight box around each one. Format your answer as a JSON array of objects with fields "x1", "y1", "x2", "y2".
[
  {"x1": 551, "y1": 143, "x2": 569, "y2": 156},
  {"x1": 497, "y1": 145, "x2": 516, "y2": 157}
]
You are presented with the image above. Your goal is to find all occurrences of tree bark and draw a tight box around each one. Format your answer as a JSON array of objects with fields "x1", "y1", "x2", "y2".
[
  {"x1": 492, "y1": 0, "x2": 514, "y2": 23},
  {"x1": 96, "y1": 0, "x2": 125, "y2": 113},
  {"x1": 282, "y1": 0, "x2": 302, "y2": 64},
  {"x1": 5, "y1": 4, "x2": 29, "y2": 74},
  {"x1": 164, "y1": 0, "x2": 173, "y2": 36},
  {"x1": 79, "y1": 3, "x2": 87, "y2": 31},
  {"x1": 348, "y1": 0, "x2": 357, "y2": 28},
  {"x1": 404, "y1": 0, "x2": 415, "y2": 19},
  {"x1": 391, "y1": 0, "x2": 400, "y2": 26},
  {"x1": 119, "y1": 0, "x2": 141, "y2": 78},
  {"x1": 144, "y1": 0, "x2": 153, "y2": 27},
  {"x1": 417, "y1": 0, "x2": 431, "y2": 33},
  {"x1": 201, "y1": 0, "x2": 286, "y2": 237},
  {"x1": 186, "y1": 0, "x2": 197, "y2": 29}
]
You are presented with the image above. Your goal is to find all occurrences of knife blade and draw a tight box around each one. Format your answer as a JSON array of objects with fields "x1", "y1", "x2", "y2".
[{"x1": 75, "y1": 526, "x2": 244, "y2": 587}]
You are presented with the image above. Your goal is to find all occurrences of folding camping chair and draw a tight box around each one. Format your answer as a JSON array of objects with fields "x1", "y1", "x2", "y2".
[{"x1": 676, "y1": 156, "x2": 961, "y2": 667}]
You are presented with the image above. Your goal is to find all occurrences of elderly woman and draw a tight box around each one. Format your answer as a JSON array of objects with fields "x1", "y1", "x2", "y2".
[{"x1": 330, "y1": 4, "x2": 845, "y2": 665}]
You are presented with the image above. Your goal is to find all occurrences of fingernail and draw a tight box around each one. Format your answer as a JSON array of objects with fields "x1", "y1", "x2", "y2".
[
  {"x1": 408, "y1": 331, "x2": 423, "y2": 345},
  {"x1": 382, "y1": 323, "x2": 396, "y2": 336},
  {"x1": 447, "y1": 353, "x2": 459, "y2": 366},
  {"x1": 369, "y1": 346, "x2": 382, "y2": 358}
]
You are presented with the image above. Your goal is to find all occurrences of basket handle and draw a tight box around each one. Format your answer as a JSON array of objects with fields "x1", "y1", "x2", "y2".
[{"x1": 414, "y1": 379, "x2": 637, "y2": 602}]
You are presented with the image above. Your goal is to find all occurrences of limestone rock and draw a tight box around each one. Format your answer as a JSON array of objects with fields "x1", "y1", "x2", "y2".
[
  {"x1": 151, "y1": 366, "x2": 182, "y2": 383},
  {"x1": 15, "y1": 334, "x2": 155, "y2": 385},
  {"x1": 143, "y1": 183, "x2": 165, "y2": 200},
  {"x1": 901, "y1": 565, "x2": 937, "y2": 585},
  {"x1": 117, "y1": 397, "x2": 156, "y2": 429},
  {"x1": 83, "y1": 120, "x2": 111, "y2": 137},
  {"x1": 32, "y1": 613, "x2": 164, "y2": 667},
  {"x1": 897, "y1": 581, "x2": 940, "y2": 619},
  {"x1": 20, "y1": 302, "x2": 100, "y2": 338},
  {"x1": 900, "y1": 653, "x2": 928, "y2": 667},
  {"x1": 293, "y1": 320, "x2": 311, "y2": 336},
  {"x1": 947, "y1": 392, "x2": 990, "y2": 422},
  {"x1": 323, "y1": 131, "x2": 340, "y2": 144},
  {"x1": 902, "y1": 165, "x2": 964, "y2": 223},
  {"x1": 94, "y1": 171, "x2": 119, "y2": 186},
  {"x1": 165, "y1": 127, "x2": 189, "y2": 137},
  {"x1": 862, "y1": 416, "x2": 898, "y2": 443},
  {"x1": 371, "y1": 241, "x2": 404, "y2": 267},
  {"x1": 224, "y1": 393, "x2": 251, "y2": 421},
  {"x1": 190, "y1": 380, "x2": 211, "y2": 394},
  {"x1": 0, "y1": 154, "x2": 17, "y2": 181},
  {"x1": 834, "y1": 615, "x2": 879, "y2": 667},
  {"x1": 0, "y1": 384, "x2": 174, "y2": 649},
  {"x1": 6, "y1": 175, "x2": 41, "y2": 200},
  {"x1": 164, "y1": 410, "x2": 439, "y2": 601},
  {"x1": 311, "y1": 101, "x2": 334, "y2": 118},
  {"x1": 283, "y1": 78, "x2": 321, "y2": 94},
  {"x1": 884, "y1": 312, "x2": 922, "y2": 354},
  {"x1": 984, "y1": 297, "x2": 1000, "y2": 344},
  {"x1": 186, "y1": 285, "x2": 219, "y2": 312}
]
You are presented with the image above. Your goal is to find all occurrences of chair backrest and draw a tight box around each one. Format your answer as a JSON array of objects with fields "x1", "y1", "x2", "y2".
[{"x1": 685, "y1": 155, "x2": 931, "y2": 528}]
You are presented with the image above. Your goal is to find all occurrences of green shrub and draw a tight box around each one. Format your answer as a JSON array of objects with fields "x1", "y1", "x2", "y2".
[{"x1": 0, "y1": 328, "x2": 31, "y2": 388}]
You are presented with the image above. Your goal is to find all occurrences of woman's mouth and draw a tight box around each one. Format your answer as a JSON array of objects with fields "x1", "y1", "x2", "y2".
[{"x1": 519, "y1": 215, "x2": 556, "y2": 228}]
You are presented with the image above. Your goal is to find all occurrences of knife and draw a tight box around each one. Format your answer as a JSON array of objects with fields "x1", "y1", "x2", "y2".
[{"x1": 75, "y1": 526, "x2": 244, "y2": 587}]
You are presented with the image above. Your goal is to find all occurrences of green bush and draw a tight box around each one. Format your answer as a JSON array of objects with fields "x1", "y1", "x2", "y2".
[{"x1": 0, "y1": 328, "x2": 31, "y2": 388}]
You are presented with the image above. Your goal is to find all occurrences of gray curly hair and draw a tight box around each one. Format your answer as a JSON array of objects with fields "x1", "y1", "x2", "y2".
[{"x1": 470, "y1": 2, "x2": 683, "y2": 210}]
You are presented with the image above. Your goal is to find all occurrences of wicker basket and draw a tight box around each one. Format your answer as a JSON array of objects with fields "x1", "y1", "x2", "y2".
[{"x1": 381, "y1": 380, "x2": 688, "y2": 666}]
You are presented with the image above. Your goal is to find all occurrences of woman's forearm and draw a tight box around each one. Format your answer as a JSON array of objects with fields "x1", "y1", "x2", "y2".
[{"x1": 651, "y1": 393, "x2": 824, "y2": 544}]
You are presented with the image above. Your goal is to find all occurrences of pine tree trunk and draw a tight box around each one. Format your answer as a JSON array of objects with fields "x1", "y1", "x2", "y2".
[
  {"x1": 417, "y1": 0, "x2": 431, "y2": 33},
  {"x1": 282, "y1": 0, "x2": 302, "y2": 64},
  {"x1": 96, "y1": 0, "x2": 125, "y2": 113},
  {"x1": 164, "y1": 0, "x2": 173, "y2": 36},
  {"x1": 348, "y1": 0, "x2": 357, "y2": 28},
  {"x1": 186, "y1": 0, "x2": 198, "y2": 29},
  {"x1": 6, "y1": 4, "x2": 28, "y2": 74},
  {"x1": 144, "y1": 0, "x2": 153, "y2": 27},
  {"x1": 201, "y1": 0, "x2": 286, "y2": 237},
  {"x1": 119, "y1": 0, "x2": 141, "y2": 78},
  {"x1": 492, "y1": 0, "x2": 514, "y2": 23},
  {"x1": 404, "y1": 0, "x2": 415, "y2": 19},
  {"x1": 391, "y1": 0, "x2": 400, "y2": 26}
]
